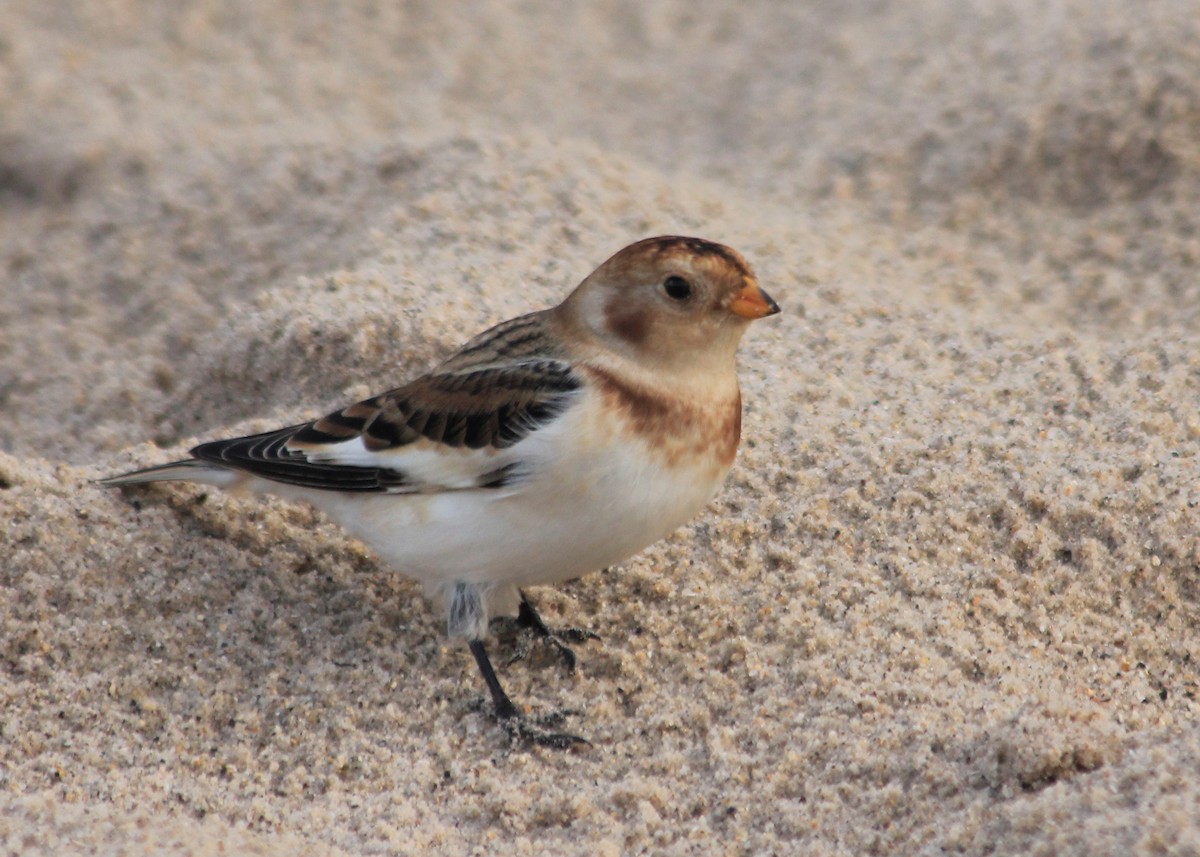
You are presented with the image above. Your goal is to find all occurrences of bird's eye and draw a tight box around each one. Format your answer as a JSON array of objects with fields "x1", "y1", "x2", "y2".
[{"x1": 662, "y1": 275, "x2": 692, "y2": 301}]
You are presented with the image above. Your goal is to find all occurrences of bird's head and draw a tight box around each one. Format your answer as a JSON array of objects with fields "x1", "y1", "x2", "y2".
[{"x1": 557, "y1": 236, "x2": 779, "y2": 375}]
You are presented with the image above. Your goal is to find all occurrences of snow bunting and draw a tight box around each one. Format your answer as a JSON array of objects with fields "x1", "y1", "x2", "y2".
[{"x1": 101, "y1": 236, "x2": 779, "y2": 748}]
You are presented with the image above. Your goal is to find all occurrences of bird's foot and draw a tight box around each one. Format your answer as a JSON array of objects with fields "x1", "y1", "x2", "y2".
[
  {"x1": 500, "y1": 708, "x2": 590, "y2": 750},
  {"x1": 508, "y1": 592, "x2": 600, "y2": 674},
  {"x1": 470, "y1": 699, "x2": 590, "y2": 750},
  {"x1": 506, "y1": 627, "x2": 599, "y2": 673}
]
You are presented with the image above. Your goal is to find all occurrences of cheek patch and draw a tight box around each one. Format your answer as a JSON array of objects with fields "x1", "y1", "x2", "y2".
[{"x1": 603, "y1": 298, "x2": 651, "y2": 347}]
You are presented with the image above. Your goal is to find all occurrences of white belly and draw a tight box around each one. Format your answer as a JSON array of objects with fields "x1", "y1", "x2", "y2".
[{"x1": 274, "y1": 392, "x2": 731, "y2": 593}]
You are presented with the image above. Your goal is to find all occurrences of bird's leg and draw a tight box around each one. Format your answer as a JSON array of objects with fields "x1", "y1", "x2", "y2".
[
  {"x1": 469, "y1": 639, "x2": 588, "y2": 749},
  {"x1": 509, "y1": 589, "x2": 600, "y2": 674}
]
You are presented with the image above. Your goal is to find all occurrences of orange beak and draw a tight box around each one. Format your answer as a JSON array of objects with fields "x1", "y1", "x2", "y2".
[{"x1": 729, "y1": 282, "x2": 781, "y2": 319}]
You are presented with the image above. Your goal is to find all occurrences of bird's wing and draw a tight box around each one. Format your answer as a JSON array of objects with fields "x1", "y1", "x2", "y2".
[{"x1": 190, "y1": 314, "x2": 582, "y2": 494}]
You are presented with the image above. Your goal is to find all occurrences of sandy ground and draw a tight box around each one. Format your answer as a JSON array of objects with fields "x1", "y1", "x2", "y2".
[{"x1": 4, "y1": 1, "x2": 1200, "y2": 854}]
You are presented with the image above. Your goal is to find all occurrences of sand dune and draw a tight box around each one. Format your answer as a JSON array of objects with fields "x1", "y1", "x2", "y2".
[{"x1": 3, "y1": 2, "x2": 1199, "y2": 854}]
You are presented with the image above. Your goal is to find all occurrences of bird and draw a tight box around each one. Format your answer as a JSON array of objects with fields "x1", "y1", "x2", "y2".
[{"x1": 100, "y1": 236, "x2": 780, "y2": 748}]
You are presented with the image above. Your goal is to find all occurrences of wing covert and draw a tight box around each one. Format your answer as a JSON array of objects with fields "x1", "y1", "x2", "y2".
[{"x1": 290, "y1": 358, "x2": 580, "y2": 452}]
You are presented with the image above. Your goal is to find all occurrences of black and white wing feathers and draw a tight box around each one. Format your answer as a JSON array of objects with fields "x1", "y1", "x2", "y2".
[{"x1": 185, "y1": 312, "x2": 582, "y2": 494}]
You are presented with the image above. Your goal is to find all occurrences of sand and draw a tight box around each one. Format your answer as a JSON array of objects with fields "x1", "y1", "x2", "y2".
[{"x1": 3, "y1": 1, "x2": 1200, "y2": 854}]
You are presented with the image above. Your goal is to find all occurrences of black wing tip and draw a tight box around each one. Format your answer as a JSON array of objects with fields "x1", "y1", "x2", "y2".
[
  {"x1": 189, "y1": 421, "x2": 307, "y2": 460},
  {"x1": 188, "y1": 424, "x2": 411, "y2": 493}
]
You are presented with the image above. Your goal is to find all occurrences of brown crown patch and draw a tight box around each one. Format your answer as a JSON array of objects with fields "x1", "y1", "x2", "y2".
[{"x1": 623, "y1": 236, "x2": 755, "y2": 282}]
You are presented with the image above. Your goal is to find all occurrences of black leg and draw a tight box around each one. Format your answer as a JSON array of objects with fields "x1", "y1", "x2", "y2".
[
  {"x1": 512, "y1": 590, "x2": 599, "y2": 673},
  {"x1": 515, "y1": 593, "x2": 556, "y2": 636},
  {"x1": 470, "y1": 639, "x2": 520, "y2": 721},
  {"x1": 469, "y1": 639, "x2": 589, "y2": 750}
]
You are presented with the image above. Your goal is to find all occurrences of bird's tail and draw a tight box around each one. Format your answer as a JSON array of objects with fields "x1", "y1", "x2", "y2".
[{"x1": 98, "y1": 459, "x2": 239, "y2": 488}]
